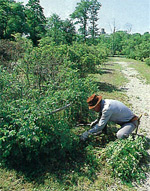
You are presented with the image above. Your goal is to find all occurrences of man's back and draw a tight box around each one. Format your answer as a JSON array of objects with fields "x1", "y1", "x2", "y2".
[{"x1": 100, "y1": 99, "x2": 135, "y2": 124}]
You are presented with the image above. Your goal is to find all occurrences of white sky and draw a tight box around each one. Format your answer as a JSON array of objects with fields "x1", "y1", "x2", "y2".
[{"x1": 17, "y1": 0, "x2": 150, "y2": 34}]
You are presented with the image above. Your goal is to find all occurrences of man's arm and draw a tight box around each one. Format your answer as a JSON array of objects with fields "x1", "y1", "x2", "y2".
[
  {"x1": 88, "y1": 109, "x2": 112, "y2": 134},
  {"x1": 80, "y1": 108, "x2": 112, "y2": 141}
]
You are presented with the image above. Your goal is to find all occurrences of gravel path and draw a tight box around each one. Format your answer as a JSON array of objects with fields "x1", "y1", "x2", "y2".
[{"x1": 118, "y1": 61, "x2": 150, "y2": 191}]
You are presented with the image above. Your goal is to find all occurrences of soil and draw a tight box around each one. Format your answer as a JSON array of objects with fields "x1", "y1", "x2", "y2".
[{"x1": 117, "y1": 61, "x2": 150, "y2": 191}]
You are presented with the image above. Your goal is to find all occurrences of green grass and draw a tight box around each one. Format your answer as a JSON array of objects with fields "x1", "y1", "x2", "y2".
[
  {"x1": 0, "y1": 168, "x2": 136, "y2": 191},
  {"x1": 113, "y1": 57, "x2": 150, "y2": 84},
  {"x1": 92, "y1": 57, "x2": 129, "y2": 105},
  {"x1": 0, "y1": 57, "x2": 149, "y2": 191},
  {"x1": 129, "y1": 61, "x2": 150, "y2": 84},
  {"x1": 0, "y1": 139, "x2": 138, "y2": 191}
]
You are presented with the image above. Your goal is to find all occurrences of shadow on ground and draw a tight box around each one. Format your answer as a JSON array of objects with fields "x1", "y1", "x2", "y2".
[
  {"x1": 99, "y1": 68, "x2": 115, "y2": 75},
  {"x1": 96, "y1": 81, "x2": 121, "y2": 92},
  {"x1": 95, "y1": 66, "x2": 115, "y2": 75}
]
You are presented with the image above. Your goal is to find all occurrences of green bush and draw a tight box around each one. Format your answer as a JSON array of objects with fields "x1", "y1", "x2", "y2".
[
  {"x1": 0, "y1": 36, "x2": 103, "y2": 165},
  {"x1": 100, "y1": 136, "x2": 148, "y2": 182},
  {"x1": 145, "y1": 57, "x2": 150, "y2": 66},
  {"x1": 0, "y1": 39, "x2": 24, "y2": 68},
  {"x1": 66, "y1": 43, "x2": 102, "y2": 77},
  {"x1": 0, "y1": 67, "x2": 98, "y2": 164},
  {"x1": 1, "y1": 100, "x2": 72, "y2": 162},
  {"x1": 120, "y1": 33, "x2": 150, "y2": 61}
]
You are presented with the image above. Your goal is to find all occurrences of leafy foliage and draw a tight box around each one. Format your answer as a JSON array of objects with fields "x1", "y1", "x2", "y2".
[
  {"x1": 0, "y1": 36, "x2": 99, "y2": 165},
  {"x1": 25, "y1": 0, "x2": 46, "y2": 45},
  {"x1": 89, "y1": 0, "x2": 101, "y2": 43},
  {"x1": 70, "y1": 0, "x2": 90, "y2": 41},
  {"x1": 0, "y1": 0, "x2": 149, "y2": 62},
  {"x1": 46, "y1": 14, "x2": 76, "y2": 45},
  {"x1": 71, "y1": 0, "x2": 101, "y2": 42},
  {"x1": 0, "y1": 0, "x2": 26, "y2": 39},
  {"x1": 65, "y1": 42, "x2": 106, "y2": 77},
  {"x1": 145, "y1": 57, "x2": 150, "y2": 66},
  {"x1": 100, "y1": 136, "x2": 148, "y2": 182}
]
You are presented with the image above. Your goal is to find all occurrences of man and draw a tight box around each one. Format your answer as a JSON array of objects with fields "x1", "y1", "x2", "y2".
[{"x1": 80, "y1": 94, "x2": 139, "y2": 141}]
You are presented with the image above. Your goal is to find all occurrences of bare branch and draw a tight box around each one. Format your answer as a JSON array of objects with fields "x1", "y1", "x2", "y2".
[{"x1": 49, "y1": 103, "x2": 72, "y2": 115}]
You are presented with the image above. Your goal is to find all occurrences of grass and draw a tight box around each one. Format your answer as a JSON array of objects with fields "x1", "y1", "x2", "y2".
[
  {"x1": 113, "y1": 57, "x2": 150, "y2": 84},
  {"x1": 0, "y1": 167, "x2": 34, "y2": 191},
  {"x1": 0, "y1": 137, "x2": 138, "y2": 191},
  {"x1": 0, "y1": 57, "x2": 149, "y2": 191},
  {"x1": 0, "y1": 170, "x2": 135, "y2": 191},
  {"x1": 92, "y1": 57, "x2": 129, "y2": 106},
  {"x1": 129, "y1": 61, "x2": 150, "y2": 84}
]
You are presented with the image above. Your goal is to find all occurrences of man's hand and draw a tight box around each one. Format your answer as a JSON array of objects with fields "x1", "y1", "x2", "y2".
[
  {"x1": 93, "y1": 130, "x2": 102, "y2": 136},
  {"x1": 80, "y1": 131, "x2": 89, "y2": 141}
]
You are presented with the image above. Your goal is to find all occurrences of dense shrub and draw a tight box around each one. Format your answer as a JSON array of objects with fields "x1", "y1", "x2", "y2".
[
  {"x1": 38, "y1": 40, "x2": 108, "y2": 78},
  {"x1": 66, "y1": 43, "x2": 107, "y2": 77},
  {"x1": 117, "y1": 32, "x2": 150, "y2": 61},
  {"x1": 1, "y1": 98, "x2": 75, "y2": 163},
  {"x1": 0, "y1": 39, "x2": 24, "y2": 68},
  {"x1": 0, "y1": 77, "x2": 98, "y2": 164},
  {"x1": 0, "y1": 36, "x2": 100, "y2": 165}
]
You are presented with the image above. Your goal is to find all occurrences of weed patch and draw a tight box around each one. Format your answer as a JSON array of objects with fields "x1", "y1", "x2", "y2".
[{"x1": 99, "y1": 136, "x2": 149, "y2": 183}]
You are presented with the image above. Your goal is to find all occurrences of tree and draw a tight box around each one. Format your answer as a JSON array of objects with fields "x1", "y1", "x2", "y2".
[
  {"x1": 70, "y1": 0, "x2": 91, "y2": 42},
  {"x1": 89, "y1": 0, "x2": 101, "y2": 43},
  {"x1": 46, "y1": 14, "x2": 76, "y2": 45},
  {"x1": 110, "y1": 31, "x2": 129, "y2": 55},
  {"x1": 124, "y1": 23, "x2": 132, "y2": 33},
  {"x1": 46, "y1": 14, "x2": 63, "y2": 44},
  {"x1": 25, "y1": 0, "x2": 46, "y2": 45},
  {"x1": 0, "y1": 0, "x2": 11, "y2": 39},
  {"x1": 61, "y1": 19, "x2": 76, "y2": 44},
  {"x1": 0, "y1": 0, "x2": 26, "y2": 39},
  {"x1": 6, "y1": 2, "x2": 26, "y2": 38}
]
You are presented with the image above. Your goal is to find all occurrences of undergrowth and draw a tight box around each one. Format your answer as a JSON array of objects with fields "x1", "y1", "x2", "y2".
[{"x1": 99, "y1": 135, "x2": 149, "y2": 183}]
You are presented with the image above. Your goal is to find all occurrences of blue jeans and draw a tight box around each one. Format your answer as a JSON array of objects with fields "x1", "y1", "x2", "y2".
[{"x1": 116, "y1": 120, "x2": 138, "y2": 139}]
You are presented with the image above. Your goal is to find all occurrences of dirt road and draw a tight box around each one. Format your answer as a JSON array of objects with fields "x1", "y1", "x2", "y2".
[{"x1": 117, "y1": 61, "x2": 150, "y2": 191}]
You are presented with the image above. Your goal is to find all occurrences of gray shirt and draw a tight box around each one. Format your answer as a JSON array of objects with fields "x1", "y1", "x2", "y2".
[{"x1": 89, "y1": 99, "x2": 135, "y2": 134}]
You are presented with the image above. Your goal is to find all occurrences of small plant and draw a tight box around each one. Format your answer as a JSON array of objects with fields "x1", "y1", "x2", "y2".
[
  {"x1": 145, "y1": 57, "x2": 150, "y2": 66},
  {"x1": 99, "y1": 136, "x2": 148, "y2": 182}
]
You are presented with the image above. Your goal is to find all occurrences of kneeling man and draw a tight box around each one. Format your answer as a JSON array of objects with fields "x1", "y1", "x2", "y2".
[{"x1": 81, "y1": 94, "x2": 139, "y2": 141}]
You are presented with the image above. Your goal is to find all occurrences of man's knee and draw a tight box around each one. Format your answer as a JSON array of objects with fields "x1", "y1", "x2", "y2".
[
  {"x1": 116, "y1": 131, "x2": 123, "y2": 139},
  {"x1": 117, "y1": 123, "x2": 136, "y2": 139},
  {"x1": 116, "y1": 131, "x2": 128, "y2": 139}
]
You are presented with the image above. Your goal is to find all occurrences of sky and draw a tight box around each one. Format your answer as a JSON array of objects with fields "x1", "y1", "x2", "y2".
[{"x1": 16, "y1": 0, "x2": 150, "y2": 34}]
